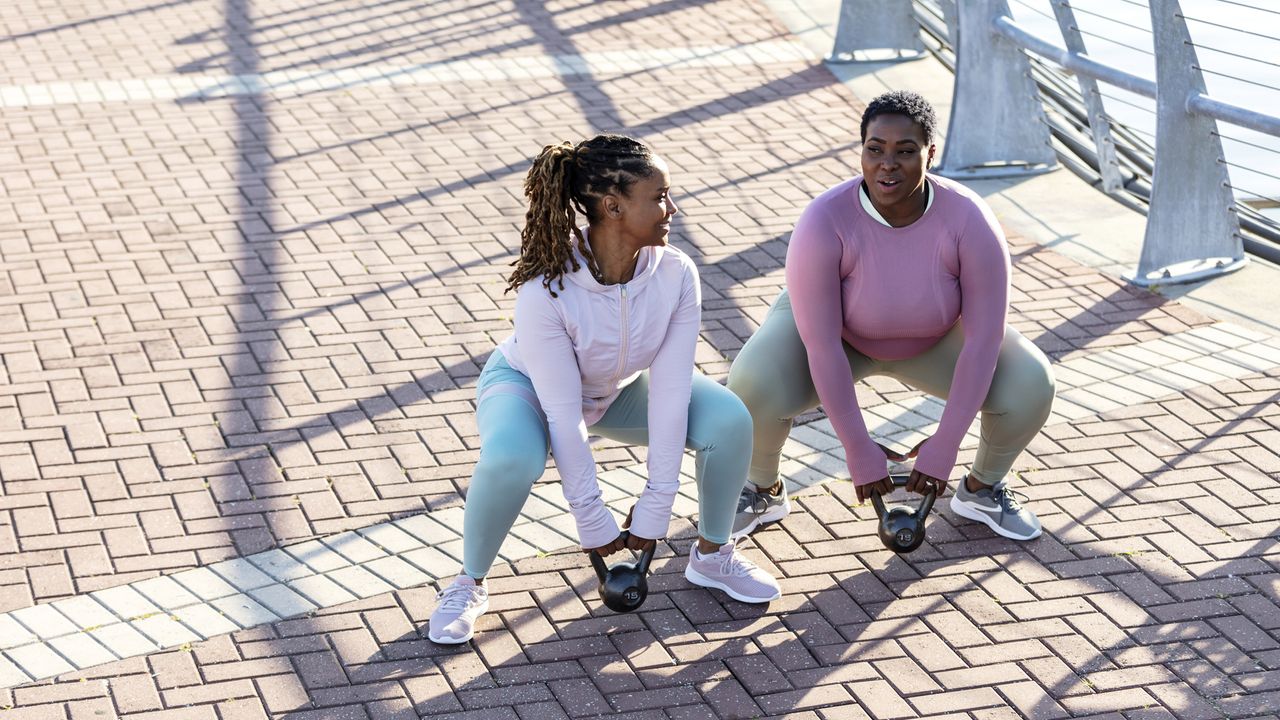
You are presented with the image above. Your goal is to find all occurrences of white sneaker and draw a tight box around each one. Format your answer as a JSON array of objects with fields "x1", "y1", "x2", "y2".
[
  {"x1": 684, "y1": 541, "x2": 781, "y2": 603},
  {"x1": 428, "y1": 574, "x2": 489, "y2": 644}
]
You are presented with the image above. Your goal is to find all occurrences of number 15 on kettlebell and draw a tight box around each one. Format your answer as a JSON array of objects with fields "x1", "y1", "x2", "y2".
[{"x1": 589, "y1": 531, "x2": 655, "y2": 613}]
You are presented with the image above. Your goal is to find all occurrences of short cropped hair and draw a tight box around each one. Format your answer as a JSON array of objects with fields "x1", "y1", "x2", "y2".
[{"x1": 860, "y1": 90, "x2": 938, "y2": 145}]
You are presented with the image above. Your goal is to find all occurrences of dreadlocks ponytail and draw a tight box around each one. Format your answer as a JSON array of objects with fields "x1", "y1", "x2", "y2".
[
  {"x1": 506, "y1": 142, "x2": 585, "y2": 297},
  {"x1": 506, "y1": 134, "x2": 656, "y2": 296}
]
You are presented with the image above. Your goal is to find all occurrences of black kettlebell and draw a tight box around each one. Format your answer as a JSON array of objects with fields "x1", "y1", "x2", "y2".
[
  {"x1": 870, "y1": 474, "x2": 936, "y2": 554},
  {"x1": 589, "y1": 531, "x2": 655, "y2": 613}
]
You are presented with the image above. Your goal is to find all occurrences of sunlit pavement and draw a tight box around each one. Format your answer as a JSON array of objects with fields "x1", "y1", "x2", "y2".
[{"x1": 0, "y1": 1, "x2": 1278, "y2": 718}]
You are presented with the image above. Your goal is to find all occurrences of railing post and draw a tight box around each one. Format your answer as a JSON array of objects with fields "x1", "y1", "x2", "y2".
[
  {"x1": 935, "y1": 0, "x2": 1057, "y2": 178},
  {"x1": 1050, "y1": 1, "x2": 1123, "y2": 194},
  {"x1": 941, "y1": 0, "x2": 959, "y2": 47},
  {"x1": 1133, "y1": 0, "x2": 1246, "y2": 285},
  {"x1": 828, "y1": 0, "x2": 924, "y2": 63}
]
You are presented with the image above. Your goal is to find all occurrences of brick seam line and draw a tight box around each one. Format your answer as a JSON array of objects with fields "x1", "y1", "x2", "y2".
[{"x1": 0, "y1": 321, "x2": 1275, "y2": 688}]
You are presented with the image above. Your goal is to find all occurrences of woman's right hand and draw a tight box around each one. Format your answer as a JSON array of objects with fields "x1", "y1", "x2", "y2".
[
  {"x1": 584, "y1": 535, "x2": 628, "y2": 557},
  {"x1": 854, "y1": 443, "x2": 909, "y2": 503}
]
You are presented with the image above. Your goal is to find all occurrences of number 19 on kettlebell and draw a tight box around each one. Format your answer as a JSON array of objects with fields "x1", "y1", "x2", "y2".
[{"x1": 870, "y1": 475, "x2": 936, "y2": 554}]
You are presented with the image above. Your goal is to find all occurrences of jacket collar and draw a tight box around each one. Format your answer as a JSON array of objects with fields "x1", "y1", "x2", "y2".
[{"x1": 564, "y1": 226, "x2": 661, "y2": 293}]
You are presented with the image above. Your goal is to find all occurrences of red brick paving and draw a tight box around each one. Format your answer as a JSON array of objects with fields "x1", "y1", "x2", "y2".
[{"x1": 1, "y1": 0, "x2": 1278, "y2": 717}]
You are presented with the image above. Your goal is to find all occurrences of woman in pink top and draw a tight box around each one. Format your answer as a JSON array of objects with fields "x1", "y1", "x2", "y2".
[
  {"x1": 428, "y1": 134, "x2": 780, "y2": 645},
  {"x1": 727, "y1": 91, "x2": 1055, "y2": 542}
]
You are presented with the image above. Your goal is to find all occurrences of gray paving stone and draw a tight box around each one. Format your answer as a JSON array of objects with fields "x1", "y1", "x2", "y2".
[
  {"x1": 132, "y1": 576, "x2": 202, "y2": 611},
  {"x1": 210, "y1": 558, "x2": 276, "y2": 593},
  {"x1": 210, "y1": 595, "x2": 280, "y2": 629},
  {"x1": 248, "y1": 584, "x2": 318, "y2": 619},
  {"x1": 48, "y1": 633, "x2": 118, "y2": 670},
  {"x1": 287, "y1": 574, "x2": 359, "y2": 608},
  {"x1": 5, "y1": 643, "x2": 74, "y2": 680},
  {"x1": 91, "y1": 586, "x2": 161, "y2": 622},
  {"x1": 285, "y1": 540, "x2": 353, "y2": 573},
  {"x1": 85, "y1": 623, "x2": 159, "y2": 659},
  {"x1": 51, "y1": 596, "x2": 118, "y2": 631},
  {"x1": 9, "y1": 604, "x2": 78, "y2": 641},
  {"x1": 171, "y1": 603, "x2": 240, "y2": 640},
  {"x1": 171, "y1": 567, "x2": 241, "y2": 602}
]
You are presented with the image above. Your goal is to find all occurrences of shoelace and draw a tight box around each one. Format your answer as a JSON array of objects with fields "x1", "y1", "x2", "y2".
[
  {"x1": 990, "y1": 484, "x2": 1030, "y2": 514},
  {"x1": 719, "y1": 549, "x2": 760, "y2": 578},
  {"x1": 739, "y1": 483, "x2": 780, "y2": 518},
  {"x1": 436, "y1": 583, "x2": 483, "y2": 613}
]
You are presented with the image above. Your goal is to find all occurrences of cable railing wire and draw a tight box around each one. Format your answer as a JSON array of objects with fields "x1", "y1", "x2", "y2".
[
  {"x1": 1213, "y1": 131, "x2": 1280, "y2": 156},
  {"x1": 1011, "y1": 0, "x2": 1056, "y2": 22},
  {"x1": 1226, "y1": 182, "x2": 1280, "y2": 203},
  {"x1": 1069, "y1": 5, "x2": 1153, "y2": 34},
  {"x1": 1208, "y1": 0, "x2": 1280, "y2": 17},
  {"x1": 1189, "y1": 41, "x2": 1280, "y2": 71},
  {"x1": 1176, "y1": 13, "x2": 1280, "y2": 44},
  {"x1": 1074, "y1": 26, "x2": 1156, "y2": 56},
  {"x1": 1220, "y1": 158, "x2": 1280, "y2": 184},
  {"x1": 1193, "y1": 65, "x2": 1280, "y2": 94},
  {"x1": 1099, "y1": 91, "x2": 1159, "y2": 114}
]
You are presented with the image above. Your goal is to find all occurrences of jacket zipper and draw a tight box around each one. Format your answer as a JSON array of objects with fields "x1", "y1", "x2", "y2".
[{"x1": 612, "y1": 284, "x2": 629, "y2": 385}]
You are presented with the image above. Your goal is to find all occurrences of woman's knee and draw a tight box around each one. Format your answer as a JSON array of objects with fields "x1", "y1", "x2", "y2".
[
  {"x1": 990, "y1": 339, "x2": 1056, "y2": 419},
  {"x1": 472, "y1": 445, "x2": 545, "y2": 494},
  {"x1": 695, "y1": 391, "x2": 754, "y2": 452},
  {"x1": 728, "y1": 358, "x2": 800, "y2": 421}
]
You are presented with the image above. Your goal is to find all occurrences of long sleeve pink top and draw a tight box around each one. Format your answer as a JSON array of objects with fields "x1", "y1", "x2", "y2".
[
  {"x1": 496, "y1": 236, "x2": 701, "y2": 549},
  {"x1": 785, "y1": 174, "x2": 1010, "y2": 486}
]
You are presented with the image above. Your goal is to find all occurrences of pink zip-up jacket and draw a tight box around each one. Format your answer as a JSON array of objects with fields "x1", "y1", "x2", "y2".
[
  {"x1": 786, "y1": 174, "x2": 1009, "y2": 486},
  {"x1": 496, "y1": 236, "x2": 701, "y2": 549}
]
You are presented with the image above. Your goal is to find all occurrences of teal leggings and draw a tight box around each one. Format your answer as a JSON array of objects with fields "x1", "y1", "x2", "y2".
[
  {"x1": 728, "y1": 291, "x2": 1055, "y2": 490},
  {"x1": 461, "y1": 351, "x2": 752, "y2": 579}
]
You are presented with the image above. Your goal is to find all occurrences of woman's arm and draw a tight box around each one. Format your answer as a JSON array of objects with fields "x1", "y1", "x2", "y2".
[
  {"x1": 786, "y1": 198, "x2": 888, "y2": 486},
  {"x1": 627, "y1": 257, "x2": 700, "y2": 541},
  {"x1": 514, "y1": 286, "x2": 620, "y2": 550},
  {"x1": 914, "y1": 203, "x2": 1010, "y2": 481}
]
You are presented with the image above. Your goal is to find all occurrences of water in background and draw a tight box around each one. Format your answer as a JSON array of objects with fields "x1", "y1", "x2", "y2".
[{"x1": 1010, "y1": 0, "x2": 1280, "y2": 223}]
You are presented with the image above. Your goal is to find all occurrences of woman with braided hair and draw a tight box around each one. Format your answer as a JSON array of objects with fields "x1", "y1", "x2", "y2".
[{"x1": 429, "y1": 134, "x2": 781, "y2": 645}]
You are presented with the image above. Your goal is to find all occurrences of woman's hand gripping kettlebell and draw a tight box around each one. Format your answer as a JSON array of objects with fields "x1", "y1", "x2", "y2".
[
  {"x1": 583, "y1": 506, "x2": 657, "y2": 556},
  {"x1": 854, "y1": 439, "x2": 946, "y2": 504}
]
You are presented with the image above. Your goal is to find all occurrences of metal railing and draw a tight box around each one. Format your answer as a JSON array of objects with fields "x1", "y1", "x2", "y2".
[{"x1": 829, "y1": 0, "x2": 1280, "y2": 286}]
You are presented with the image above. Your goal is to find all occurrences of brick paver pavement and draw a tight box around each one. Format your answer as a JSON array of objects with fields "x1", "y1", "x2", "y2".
[{"x1": 1, "y1": 0, "x2": 1277, "y2": 717}]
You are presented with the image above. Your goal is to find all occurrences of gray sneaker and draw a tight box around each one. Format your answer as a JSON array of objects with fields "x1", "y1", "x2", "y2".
[
  {"x1": 949, "y1": 478, "x2": 1041, "y2": 540},
  {"x1": 729, "y1": 480, "x2": 791, "y2": 540}
]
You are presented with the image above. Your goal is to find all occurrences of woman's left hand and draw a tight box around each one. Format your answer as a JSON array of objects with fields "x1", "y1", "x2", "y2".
[
  {"x1": 905, "y1": 469, "x2": 947, "y2": 497},
  {"x1": 901, "y1": 437, "x2": 947, "y2": 497},
  {"x1": 621, "y1": 505, "x2": 658, "y2": 553}
]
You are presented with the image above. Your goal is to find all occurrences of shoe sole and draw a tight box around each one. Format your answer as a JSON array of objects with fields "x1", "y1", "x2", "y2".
[
  {"x1": 427, "y1": 599, "x2": 489, "y2": 644},
  {"x1": 949, "y1": 496, "x2": 1041, "y2": 541},
  {"x1": 728, "y1": 497, "x2": 792, "y2": 541},
  {"x1": 684, "y1": 566, "x2": 781, "y2": 603}
]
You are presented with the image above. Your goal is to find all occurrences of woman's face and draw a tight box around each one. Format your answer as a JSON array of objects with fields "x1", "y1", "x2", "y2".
[
  {"x1": 616, "y1": 155, "x2": 678, "y2": 248},
  {"x1": 860, "y1": 114, "x2": 935, "y2": 212}
]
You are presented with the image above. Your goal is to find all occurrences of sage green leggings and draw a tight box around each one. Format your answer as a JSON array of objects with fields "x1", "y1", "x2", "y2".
[
  {"x1": 727, "y1": 291, "x2": 1055, "y2": 490},
  {"x1": 461, "y1": 351, "x2": 753, "y2": 579}
]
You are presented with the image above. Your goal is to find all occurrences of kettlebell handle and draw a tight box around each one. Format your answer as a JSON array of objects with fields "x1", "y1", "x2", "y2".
[
  {"x1": 589, "y1": 531, "x2": 656, "y2": 575},
  {"x1": 872, "y1": 476, "x2": 937, "y2": 521},
  {"x1": 917, "y1": 488, "x2": 936, "y2": 518},
  {"x1": 589, "y1": 545, "x2": 609, "y2": 583}
]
